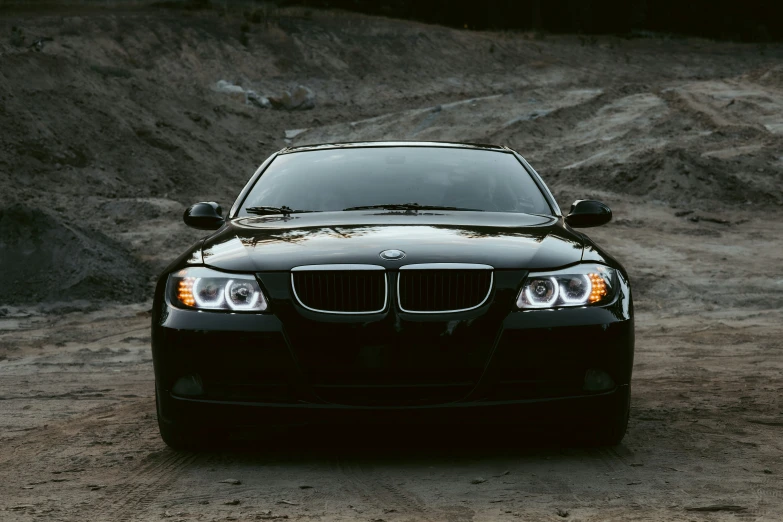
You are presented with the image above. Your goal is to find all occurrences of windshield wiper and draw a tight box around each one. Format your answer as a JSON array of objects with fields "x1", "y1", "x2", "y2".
[
  {"x1": 342, "y1": 203, "x2": 483, "y2": 212},
  {"x1": 245, "y1": 206, "x2": 314, "y2": 216}
]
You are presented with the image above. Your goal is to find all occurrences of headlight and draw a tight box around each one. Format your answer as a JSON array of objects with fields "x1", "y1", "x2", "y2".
[
  {"x1": 517, "y1": 264, "x2": 618, "y2": 309},
  {"x1": 168, "y1": 267, "x2": 269, "y2": 312}
]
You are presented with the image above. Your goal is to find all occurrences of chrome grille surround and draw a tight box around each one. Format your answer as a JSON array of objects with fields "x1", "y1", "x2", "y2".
[
  {"x1": 397, "y1": 263, "x2": 494, "y2": 314},
  {"x1": 291, "y1": 264, "x2": 388, "y2": 314}
]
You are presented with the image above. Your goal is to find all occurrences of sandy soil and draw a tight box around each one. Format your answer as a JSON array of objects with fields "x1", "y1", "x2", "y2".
[{"x1": 1, "y1": 5, "x2": 782, "y2": 521}]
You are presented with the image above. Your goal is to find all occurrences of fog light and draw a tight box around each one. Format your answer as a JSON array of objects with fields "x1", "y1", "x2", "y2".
[
  {"x1": 583, "y1": 369, "x2": 615, "y2": 392},
  {"x1": 172, "y1": 374, "x2": 204, "y2": 397}
]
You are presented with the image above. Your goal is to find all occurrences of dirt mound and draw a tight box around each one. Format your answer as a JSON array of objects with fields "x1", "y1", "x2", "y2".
[
  {"x1": 554, "y1": 148, "x2": 783, "y2": 209},
  {"x1": 744, "y1": 64, "x2": 783, "y2": 89},
  {"x1": 0, "y1": 205, "x2": 148, "y2": 305},
  {"x1": 1, "y1": 7, "x2": 782, "y2": 306}
]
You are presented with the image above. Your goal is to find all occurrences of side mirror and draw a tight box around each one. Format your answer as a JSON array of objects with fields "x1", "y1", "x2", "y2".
[
  {"x1": 565, "y1": 200, "x2": 612, "y2": 228},
  {"x1": 184, "y1": 202, "x2": 225, "y2": 230}
]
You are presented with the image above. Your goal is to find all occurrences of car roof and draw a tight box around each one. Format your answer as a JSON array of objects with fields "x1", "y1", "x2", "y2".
[{"x1": 279, "y1": 140, "x2": 513, "y2": 155}]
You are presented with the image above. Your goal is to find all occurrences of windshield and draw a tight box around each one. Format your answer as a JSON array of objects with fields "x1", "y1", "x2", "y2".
[{"x1": 238, "y1": 147, "x2": 553, "y2": 216}]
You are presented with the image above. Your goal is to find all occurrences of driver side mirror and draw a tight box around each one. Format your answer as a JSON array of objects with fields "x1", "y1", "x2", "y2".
[
  {"x1": 565, "y1": 200, "x2": 612, "y2": 228},
  {"x1": 184, "y1": 202, "x2": 225, "y2": 230}
]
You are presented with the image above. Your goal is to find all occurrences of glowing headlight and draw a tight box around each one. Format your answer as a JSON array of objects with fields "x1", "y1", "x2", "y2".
[
  {"x1": 517, "y1": 264, "x2": 618, "y2": 309},
  {"x1": 169, "y1": 267, "x2": 268, "y2": 312}
]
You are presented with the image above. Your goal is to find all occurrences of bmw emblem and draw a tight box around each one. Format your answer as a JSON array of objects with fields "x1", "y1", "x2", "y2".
[{"x1": 380, "y1": 249, "x2": 406, "y2": 260}]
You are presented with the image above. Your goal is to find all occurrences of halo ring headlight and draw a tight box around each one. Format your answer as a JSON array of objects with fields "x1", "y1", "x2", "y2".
[
  {"x1": 170, "y1": 267, "x2": 269, "y2": 312},
  {"x1": 517, "y1": 264, "x2": 618, "y2": 310},
  {"x1": 522, "y1": 276, "x2": 560, "y2": 308}
]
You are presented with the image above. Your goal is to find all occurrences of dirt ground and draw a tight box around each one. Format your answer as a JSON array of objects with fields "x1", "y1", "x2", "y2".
[{"x1": 1, "y1": 4, "x2": 782, "y2": 521}]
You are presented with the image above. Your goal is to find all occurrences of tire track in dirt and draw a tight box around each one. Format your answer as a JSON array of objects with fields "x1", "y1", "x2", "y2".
[
  {"x1": 357, "y1": 461, "x2": 429, "y2": 514},
  {"x1": 592, "y1": 446, "x2": 638, "y2": 472},
  {"x1": 330, "y1": 456, "x2": 374, "y2": 512},
  {"x1": 524, "y1": 471, "x2": 573, "y2": 495},
  {"x1": 334, "y1": 456, "x2": 431, "y2": 519},
  {"x1": 752, "y1": 470, "x2": 782, "y2": 522},
  {"x1": 0, "y1": 400, "x2": 139, "y2": 467},
  {"x1": 91, "y1": 450, "x2": 200, "y2": 522},
  {"x1": 0, "y1": 394, "x2": 196, "y2": 522}
]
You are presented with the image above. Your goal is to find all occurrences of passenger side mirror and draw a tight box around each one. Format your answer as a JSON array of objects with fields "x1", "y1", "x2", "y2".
[
  {"x1": 184, "y1": 202, "x2": 225, "y2": 230},
  {"x1": 565, "y1": 200, "x2": 612, "y2": 228}
]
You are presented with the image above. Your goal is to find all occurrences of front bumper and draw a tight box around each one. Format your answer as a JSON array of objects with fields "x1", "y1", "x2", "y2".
[
  {"x1": 152, "y1": 296, "x2": 634, "y2": 427},
  {"x1": 158, "y1": 384, "x2": 630, "y2": 427}
]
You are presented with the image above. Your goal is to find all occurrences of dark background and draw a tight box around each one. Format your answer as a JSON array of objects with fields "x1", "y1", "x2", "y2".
[
  {"x1": 5, "y1": 0, "x2": 780, "y2": 41},
  {"x1": 282, "y1": 0, "x2": 781, "y2": 41}
]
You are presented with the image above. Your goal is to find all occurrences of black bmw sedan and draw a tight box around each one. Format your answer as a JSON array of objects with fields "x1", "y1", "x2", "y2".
[{"x1": 151, "y1": 141, "x2": 634, "y2": 449}]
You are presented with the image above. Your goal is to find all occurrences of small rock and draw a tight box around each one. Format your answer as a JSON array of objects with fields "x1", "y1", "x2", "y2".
[
  {"x1": 289, "y1": 85, "x2": 315, "y2": 110},
  {"x1": 29, "y1": 37, "x2": 53, "y2": 51},
  {"x1": 556, "y1": 508, "x2": 569, "y2": 517},
  {"x1": 432, "y1": 104, "x2": 442, "y2": 113},
  {"x1": 224, "y1": 499, "x2": 241, "y2": 506},
  {"x1": 247, "y1": 90, "x2": 271, "y2": 109},
  {"x1": 269, "y1": 85, "x2": 315, "y2": 111},
  {"x1": 285, "y1": 128, "x2": 308, "y2": 139},
  {"x1": 763, "y1": 469, "x2": 773, "y2": 474},
  {"x1": 219, "y1": 479, "x2": 242, "y2": 485},
  {"x1": 214, "y1": 80, "x2": 245, "y2": 95},
  {"x1": 198, "y1": 500, "x2": 209, "y2": 505},
  {"x1": 470, "y1": 477, "x2": 486, "y2": 484},
  {"x1": 268, "y1": 91, "x2": 291, "y2": 109},
  {"x1": 299, "y1": 485, "x2": 314, "y2": 489}
]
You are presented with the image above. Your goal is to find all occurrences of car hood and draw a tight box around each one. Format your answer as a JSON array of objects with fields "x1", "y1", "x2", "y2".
[{"x1": 201, "y1": 211, "x2": 585, "y2": 272}]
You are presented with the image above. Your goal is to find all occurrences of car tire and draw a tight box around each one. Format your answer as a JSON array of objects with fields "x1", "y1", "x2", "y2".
[
  {"x1": 155, "y1": 385, "x2": 221, "y2": 451},
  {"x1": 580, "y1": 385, "x2": 630, "y2": 447}
]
